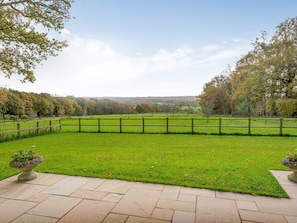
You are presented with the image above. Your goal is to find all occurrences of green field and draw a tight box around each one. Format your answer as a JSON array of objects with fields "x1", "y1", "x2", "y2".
[{"x1": 0, "y1": 132, "x2": 294, "y2": 198}]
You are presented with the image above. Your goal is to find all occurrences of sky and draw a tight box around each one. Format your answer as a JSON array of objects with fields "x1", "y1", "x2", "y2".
[{"x1": 1, "y1": 0, "x2": 297, "y2": 97}]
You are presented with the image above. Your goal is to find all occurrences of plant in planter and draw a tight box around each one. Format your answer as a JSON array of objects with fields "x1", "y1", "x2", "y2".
[
  {"x1": 9, "y1": 148, "x2": 43, "y2": 181},
  {"x1": 281, "y1": 149, "x2": 297, "y2": 183}
]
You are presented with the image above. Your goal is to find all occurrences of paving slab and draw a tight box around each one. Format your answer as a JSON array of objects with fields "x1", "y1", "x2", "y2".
[
  {"x1": 160, "y1": 185, "x2": 180, "y2": 200},
  {"x1": 70, "y1": 189, "x2": 107, "y2": 200},
  {"x1": 285, "y1": 215, "x2": 297, "y2": 223},
  {"x1": 0, "y1": 200, "x2": 37, "y2": 223},
  {"x1": 156, "y1": 199, "x2": 196, "y2": 213},
  {"x1": 28, "y1": 195, "x2": 82, "y2": 218},
  {"x1": 102, "y1": 193, "x2": 124, "y2": 202},
  {"x1": 270, "y1": 170, "x2": 297, "y2": 198},
  {"x1": 254, "y1": 196, "x2": 297, "y2": 216},
  {"x1": 96, "y1": 179, "x2": 134, "y2": 194},
  {"x1": 172, "y1": 211, "x2": 195, "y2": 223},
  {"x1": 239, "y1": 209, "x2": 287, "y2": 223},
  {"x1": 0, "y1": 183, "x2": 48, "y2": 200},
  {"x1": 27, "y1": 192, "x2": 51, "y2": 203},
  {"x1": 58, "y1": 200, "x2": 115, "y2": 223},
  {"x1": 178, "y1": 193, "x2": 196, "y2": 203},
  {"x1": 236, "y1": 200, "x2": 258, "y2": 211},
  {"x1": 102, "y1": 213, "x2": 128, "y2": 223},
  {"x1": 43, "y1": 176, "x2": 90, "y2": 196},
  {"x1": 151, "y1": 208, "x2": 174, "y2": 221},
  {"x1": 112, "y1": 187, "x2": 162, "y2": 217},
  {"x1": 0, "y1": 187, "x2": 10, "y2": 196},
  {"x1": 11, "y1": 214, "x2": 58, "y2": 223},
  {"x1": 27, "y1": 173, "x2": 68, "y2": 186},
  {"x1": 80, "y1": 177, "x2": 105, "y2": 190},
  {"x1": 126, "y1": 216, "x2": 170, "y2": 223},
  {"x1": 196, "y1": 196, "x2": 241, "y2": 223}
]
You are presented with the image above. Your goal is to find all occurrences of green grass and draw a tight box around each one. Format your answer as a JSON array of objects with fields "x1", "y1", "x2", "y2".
[{"x1": 0, "y1": 132, "x2": 294, "y2": 198}]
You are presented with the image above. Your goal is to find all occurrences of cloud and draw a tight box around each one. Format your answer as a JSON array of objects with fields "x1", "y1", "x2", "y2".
[{"x1": 1, "y1": 30, "x2": 252, "y2": 97}]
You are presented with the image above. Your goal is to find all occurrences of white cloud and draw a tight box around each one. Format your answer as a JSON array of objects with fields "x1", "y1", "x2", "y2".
[
  {"x1": 231, "y1": 38, "x2": 242, "y2": 42},
  {"x1": 1, "y1": 31, "x2": 252, "y2": 97}
]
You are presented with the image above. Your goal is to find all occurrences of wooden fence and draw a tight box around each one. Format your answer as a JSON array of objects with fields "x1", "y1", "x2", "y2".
[
  {"x1": 2, "y1": 117, "x2": 297, "y2": 139},
  {"x1": 0, "y1": 119, "x2": 62, "y2": 141},
  {"x1": 61, "y1": 117, "x2": 297, "y2": 136}
]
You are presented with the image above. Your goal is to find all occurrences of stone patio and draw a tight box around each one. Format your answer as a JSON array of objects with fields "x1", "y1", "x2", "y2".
[{"x1": 0, "y1": 170, "x2": 296, "y2": 223}]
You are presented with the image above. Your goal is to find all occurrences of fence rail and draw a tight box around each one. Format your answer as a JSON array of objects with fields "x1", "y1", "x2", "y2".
[
  {"x1": 2, "y1": 117, "x2": 297, "y2": 139},
  {"x1": 62, "y1": 117, "x2": 297, "y2": 136},
  {"x1": 0, "y1": 119, "x2": 62, "y2": 141}
]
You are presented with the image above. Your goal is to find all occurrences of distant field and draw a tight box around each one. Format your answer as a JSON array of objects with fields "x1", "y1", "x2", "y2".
[{"x1": 0, "y1": 132, "x2": 294, "y2": 198}]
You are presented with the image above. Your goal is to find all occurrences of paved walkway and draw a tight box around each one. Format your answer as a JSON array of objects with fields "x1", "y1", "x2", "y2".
[{"x1": 0, "y1": 171, "x2": 296, "y2": 223}]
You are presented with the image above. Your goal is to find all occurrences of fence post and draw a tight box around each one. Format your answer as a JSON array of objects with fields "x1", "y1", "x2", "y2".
[
  {"x1": 192, "y1": 118, "x2": 194, "y2": 133},
  {"x1": 248, "y1": 118, "x2": 251, "y2": 135},
  {"x1": 36, "y1": 121, "x2": 40, "y2": 135},
  {"x1": 120, "y1": 118, "x2": 122, "y2": 133},
  {"x1": 219, "y1": 118, "x2": 222, "y2": 134},
  {"x1": 166, "y1": 118, "x2": 169, "y2": 133},
  {"x1": 59, "y1": 119, "x2": 62, "y2": 131},
  {"x1": 98, "y1": 118, "x2": 101, "y2": 132},
  {"x1": 280, "y1": 118, "x2": 283, "y2": 136},
  {"x1": 142, "y1": 118, "x2": 145, "y2": 133},
  {"x1": 79, "y1": 118, "x2": 81, "y2": 132},
  {"x1": 49, "y1": 120, "x2": 52, "y2": 132},
  {"x1": 17, "y1": 122, "x2": 21, "y2": 139}
]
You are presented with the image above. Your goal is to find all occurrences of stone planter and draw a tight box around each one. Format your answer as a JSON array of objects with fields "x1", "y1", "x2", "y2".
[
  {"x1": 9, "y1": 156, "x2": 44, "y2": 181},
  {"x1": 281, "y1": 158, "x2": 297, "y2": 183}
]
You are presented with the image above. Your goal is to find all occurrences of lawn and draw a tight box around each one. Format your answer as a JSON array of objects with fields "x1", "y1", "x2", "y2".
[{"x1": 0, "y1": 132, "x2": 294, "y2": 198}]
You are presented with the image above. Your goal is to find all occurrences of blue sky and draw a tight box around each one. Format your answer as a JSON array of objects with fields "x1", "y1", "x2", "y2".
[{"x1": 2, "y1": 0, "x2": 297, "y2": 97}]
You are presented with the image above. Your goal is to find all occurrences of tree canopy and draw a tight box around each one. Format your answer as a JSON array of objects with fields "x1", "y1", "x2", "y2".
[
  {"x1": 197, "y1": 17, "x2": 297, "y2": 117},
  {"x1": 0, "y1": 0, "x2": 74, "y2": 82}
]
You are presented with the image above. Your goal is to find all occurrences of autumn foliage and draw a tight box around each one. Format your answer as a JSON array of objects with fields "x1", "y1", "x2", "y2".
[{"x1": 198, "y1": 17, "x2": 297, "y2": 117}]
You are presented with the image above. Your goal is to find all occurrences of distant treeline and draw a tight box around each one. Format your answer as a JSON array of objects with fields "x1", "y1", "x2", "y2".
[{"x1": 0, "y1": 88, "x2": 199, "y2": 119}]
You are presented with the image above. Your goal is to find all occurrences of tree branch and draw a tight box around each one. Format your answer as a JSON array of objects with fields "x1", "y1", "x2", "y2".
[{"x1": 0, "y1": 0, "x2": 27, "y2": 7}]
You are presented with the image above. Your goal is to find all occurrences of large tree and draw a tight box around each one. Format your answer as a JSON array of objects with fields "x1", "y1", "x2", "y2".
[
  {"x1": 197, "y1": 67, "x2": 232, "y2": 115},
  {"x1": 230, "y1": 17, "x2": 297, "y2": 117},
  {"x1": 0, "y1": 0, "x2": 74, "y2": 82}
]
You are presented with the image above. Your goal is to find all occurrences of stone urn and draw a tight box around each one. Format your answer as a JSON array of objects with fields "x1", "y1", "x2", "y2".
[
  {"x1": 9, "y1": 156, "x2": 44, "y2": 181},
  {"x1": 281, "y1": 158, "x2": 297, "y2": 183}
]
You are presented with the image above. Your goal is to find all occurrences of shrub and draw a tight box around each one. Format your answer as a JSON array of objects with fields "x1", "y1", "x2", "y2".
[
  {"x1": 275, "y1": 99, "x2": 297, "y2": 118},
  {"x1": 21, "y1": 115, "x2": 29, "y2": 120},
  {"x1": 9, "y1": 115, "x2": 17, "y2": 120}
]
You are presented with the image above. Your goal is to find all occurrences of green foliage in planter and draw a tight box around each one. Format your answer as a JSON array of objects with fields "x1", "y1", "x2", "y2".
[
  {"x1": 286, "y1": 149, "x2": 297, "y2": 162},
  {"x1": 11, "y1": 150, "x2": 38, "y2": 162}
]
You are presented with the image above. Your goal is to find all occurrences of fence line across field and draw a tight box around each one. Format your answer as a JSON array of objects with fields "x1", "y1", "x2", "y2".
[
  {"x1": 1, "y1": 117, "x2": 297, "y2": 140},
  {"x1": 0, "y1": 119, "x2": 62, "y2": 141},
  {"x1": 62, "y1": 117, "x2": 297, "y2": 136}
]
